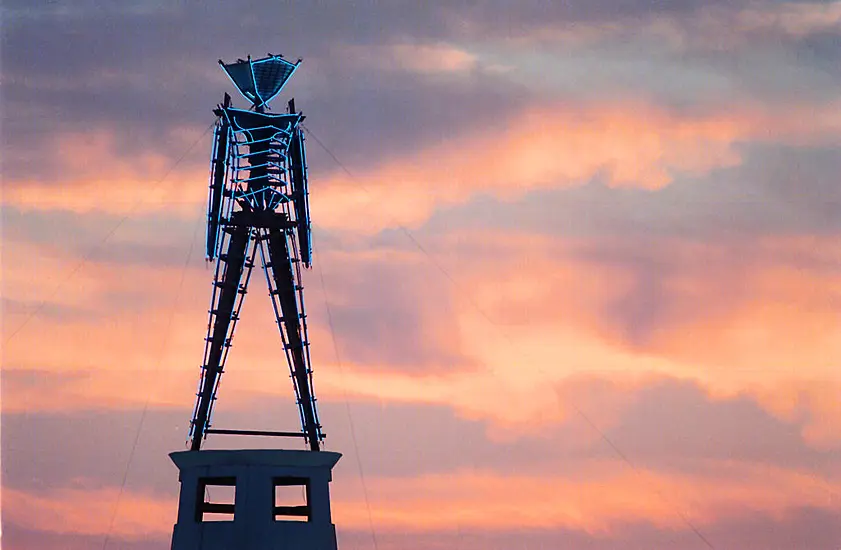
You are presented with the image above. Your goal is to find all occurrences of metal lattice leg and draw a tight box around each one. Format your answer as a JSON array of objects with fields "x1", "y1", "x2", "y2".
[
  {"x1": 263, "y1": 227, "x2": 321, "y2": 451},
  {"x1": 190, "y1": 225, "x2": 254, "y2": 450}
]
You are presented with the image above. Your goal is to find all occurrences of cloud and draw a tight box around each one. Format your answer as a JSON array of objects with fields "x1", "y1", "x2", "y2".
[
  {"x1": 343, "y1": 42, "x2": 479, "y2": 75},
  {"x1": 6, "y1": 514, "x2": 841, "y2": 550},
  {"x1": 337, "y1": 512, "x2": 841, "y2": 550},
  {"x1": 735, "y1": 2, "x2": 841, "y2": 38},
  {"x1": 4, "y1": 101, "x2": 748, "y2": 222},
  {"x1": 434, "y1": 142, "x2": 841, "y2": 242},
  {"x1": 3, "y1": 456, "x2": 837, "y2": 541},
  {"x1": 3, "y1": 385, "x2": 838, "y2": 547},
  {"x1": 516, "y1": 1, "x2": 841, "y2": 47},
  {"x1": 313, "y1": 245, "x2": 475, "y2": 374},
  {"x1": 2, "y1": 486, "x2": 174, "y2": 539},
  {"x1": 312, "y1": 102, "x2": 770, "y2": 233},
  {"x1": 0, "y1": 127, "x2": 209, "y2": 214},
  {"x1": 4, "y1": 215, "x2": 840, "y2": 447},
  {"x1": 305, "y1": 230, "x2": 841, "y2": 447},
  {"x1": 4, "y1": 0, "x2": 838, "y2": 199},
  {"x1": 601, "y1": 379, "x2": 841, "y2": 473},
  {"x1": 4, "y1": 387, "x2": 838, "y2": 497},
  {"x1": 5, "y1": 3, "x2": 841, "y2": 548},
  {"x1": 331, "y1": 464, "x2": 841, "y2": 533},
  {"x1": 1, "y1": 525, "x2": 165, "y2": 550},
  {"x1": 0, "y1": 3, "x2": 528, "y2": 186}
]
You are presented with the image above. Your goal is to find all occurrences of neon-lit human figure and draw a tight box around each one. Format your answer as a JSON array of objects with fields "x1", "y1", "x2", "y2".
[{"x1": 188, "y1": 54, "x2": 322, "y2": 452}]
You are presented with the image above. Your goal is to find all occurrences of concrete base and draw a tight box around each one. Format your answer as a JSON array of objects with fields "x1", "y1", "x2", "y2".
[{"x1": 170, "y1": 449, "x2": 341, "y2": 550}]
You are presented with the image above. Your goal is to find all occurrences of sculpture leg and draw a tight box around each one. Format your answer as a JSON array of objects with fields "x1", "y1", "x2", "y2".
[
  {"x1": 190, "y1": 225, "x2": 253, "y2": 450},
  {"x1": 263, "y1": 227, "x2": 321, "y2": 451}
]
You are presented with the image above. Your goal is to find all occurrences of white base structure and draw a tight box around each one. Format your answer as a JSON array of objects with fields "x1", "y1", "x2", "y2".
[{"x1": 170, "y1": 449, "x2": 341, "y2": 550}]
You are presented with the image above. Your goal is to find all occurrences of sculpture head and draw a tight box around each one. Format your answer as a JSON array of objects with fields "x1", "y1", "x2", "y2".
[{"x1": 219, "y1": 54, "x2": 299, "y2": 110}]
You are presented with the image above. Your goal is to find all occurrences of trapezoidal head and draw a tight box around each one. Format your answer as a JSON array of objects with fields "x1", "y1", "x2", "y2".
[{"x1": 219, "y1": 54, "x2": 299, "y2": 110}]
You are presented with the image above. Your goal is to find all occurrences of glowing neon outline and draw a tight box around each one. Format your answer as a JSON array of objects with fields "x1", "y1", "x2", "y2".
[{"x1": 219, "y1": 55, "x2": 300, "y2": 109}]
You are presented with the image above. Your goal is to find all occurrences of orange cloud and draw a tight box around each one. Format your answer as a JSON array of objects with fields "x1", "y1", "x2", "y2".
[
  {"x1": 2, "y1": 234, "x2": 838, "y2": 545},
  {"x1": 457, "y1": 232, "x2": 841, "y2": 444},
  {"x1": 362, "y1": 43, "x2": 479, "y2": 74},
  {"x1": 2, "y1": 486, "x2": 174, "y2": 539},
  {"x1": 5, "y1": 227, "x2": 840, "y2": 448},
  {"x1": 308, "y1": 231, "x2": 841, "y2": 447},
  {"x1": 333, "y1": 462, "x2": 841, "y2": 533},
  {"x1": 312, "y1": 101, "x2": 841, "y2": 233},
  {"x1": 5, "y1": 99, "x2": 839, "y2": 239},
  {"x1": 5, "y1": 461, "x2": 836, "y2": 539},
  {"x1": 2, "y1": 126, "x2": 207, "y2": 216},
  {"x1": 1, "y1": 270, "x2": 306, "y2": 415},
  {"x1": 312, "y1": 104, "x2": 749, "y2": 233}
]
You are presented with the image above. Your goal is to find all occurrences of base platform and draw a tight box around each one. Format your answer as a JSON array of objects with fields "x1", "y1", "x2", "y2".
[{"x1": 170, "y1": 449, "x2": 341, "y2": 550}]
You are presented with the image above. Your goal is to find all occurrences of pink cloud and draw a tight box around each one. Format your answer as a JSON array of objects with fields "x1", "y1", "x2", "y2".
[
  {"x1": 4, "y1": 227, "x2": 840, "y2": 447},
  {"x1": 4, "y1": 462, "x2": 836, "y2": 540},
  {"x1": 2, "y1": 486, "x2": 174, "y2": 539},
  {"x1": 331, "y1": 463, "x2": 840, "y2": 533}
]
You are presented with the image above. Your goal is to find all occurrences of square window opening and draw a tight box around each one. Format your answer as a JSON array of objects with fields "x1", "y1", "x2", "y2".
[
  {"x1": 274, "y1": 476, "x2": 309, "y2": 522},
  {"x1": 196, "y1": 476, "x2": 236, "y2": 522}
]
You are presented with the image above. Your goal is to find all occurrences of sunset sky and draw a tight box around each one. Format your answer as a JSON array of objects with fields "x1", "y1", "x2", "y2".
[{"x1": 2, "y1": 1, "x2": 840, "y2": 548}]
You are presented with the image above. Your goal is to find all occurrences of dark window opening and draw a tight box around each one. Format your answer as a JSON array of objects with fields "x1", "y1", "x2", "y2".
[
  {"x1": 196, "y1": 476, "x2": 236, "y2": 522},
  {"x1": 274, "y1": 476, "x2": 310, "y2": 522}
]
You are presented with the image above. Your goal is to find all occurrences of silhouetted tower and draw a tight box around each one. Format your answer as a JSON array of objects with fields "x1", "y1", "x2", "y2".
[{"x1": 170, "y1": 54, "x2": 340, "y2": 550}]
